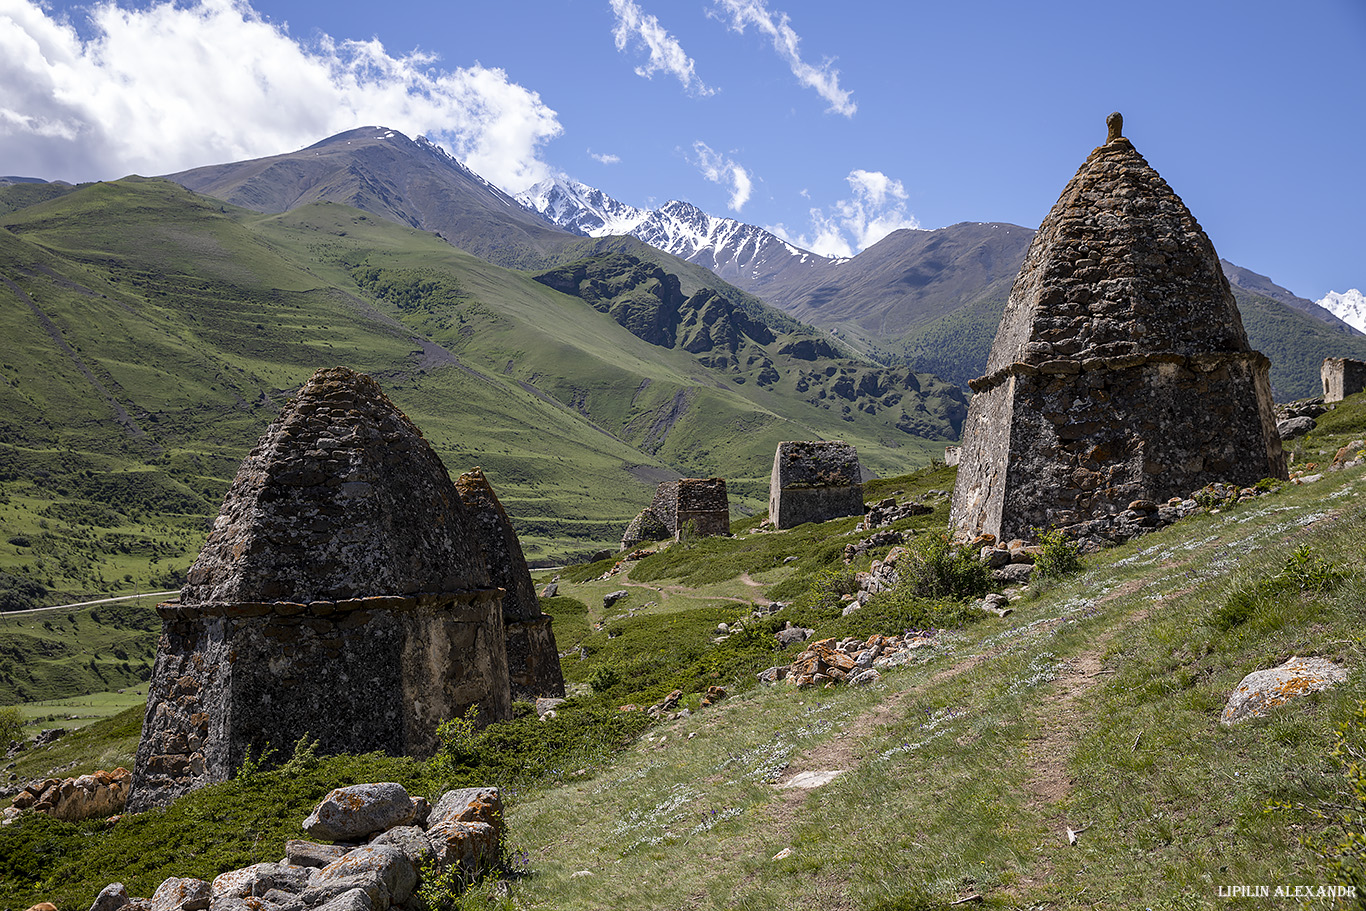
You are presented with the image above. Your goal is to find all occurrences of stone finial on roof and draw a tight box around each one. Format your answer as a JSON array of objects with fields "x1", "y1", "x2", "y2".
[
  {"x1": 1106, "y1": 111, "x2": 1123, "y2": 143},
  {"x1": 181, "y1": 366, "x2": 490, "y2": 603}
]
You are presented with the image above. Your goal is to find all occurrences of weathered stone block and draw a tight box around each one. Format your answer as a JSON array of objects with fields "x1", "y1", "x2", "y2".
[
  {"x1": 1321, "y1": 357, "x2": 1366, "y2": 403},
  {"x1": 769, "y1": 441, "x2": 863, "y2": 529}
]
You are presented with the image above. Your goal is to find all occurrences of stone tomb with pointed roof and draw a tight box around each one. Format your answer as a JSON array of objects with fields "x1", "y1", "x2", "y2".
[
  {"x1": 950, "y1": 114, "x2": 1286, "y2": 543},
  {"x1": 129, "y1": 367, "x2": 514, "y2": 810},
  {"x1": 455, "y1": 466, "x2": 565, "y2": 701}
]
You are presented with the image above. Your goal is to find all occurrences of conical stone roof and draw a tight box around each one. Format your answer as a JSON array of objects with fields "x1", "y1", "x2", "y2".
[
  {"x1": 181, "y1": 366, "x2": 491, "y2": 603},
  {"x1": 950, "y1": 114, "x2": 1285, "y2": 543},
  {"x1": 455, "y1": 466, "x2": 540, "y2": 623},
  {"x1": 984, "y1": 111, "x2": 1251, "y2": 378}
]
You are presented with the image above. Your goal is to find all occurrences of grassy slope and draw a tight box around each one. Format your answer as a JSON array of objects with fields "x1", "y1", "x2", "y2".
[
  {"x1": 5, "y1": 402, "x2": 1366, "y2": 908},
  {"x1": 0, "y1": 181, "x2": 954, "y2": 601}
]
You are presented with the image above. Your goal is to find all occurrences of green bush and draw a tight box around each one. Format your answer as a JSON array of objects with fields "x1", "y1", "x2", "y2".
[
  {"x1": 0, "y1": 705, "x2": 23, "y2": 744},
  {"x1": 587, "y1": 664, "x2": 621, "y2": 694},
  {"x1": 1032, "y1": 528, "x2": 1083, "y2": 581},
  {"x1": 898, "y1": 532, "x2": 991, "y2": 601}
]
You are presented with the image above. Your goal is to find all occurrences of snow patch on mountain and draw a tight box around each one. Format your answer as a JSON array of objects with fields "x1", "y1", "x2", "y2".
[{"x1": 1318, "y1": 288, "x2": 1366, "y2": 334}]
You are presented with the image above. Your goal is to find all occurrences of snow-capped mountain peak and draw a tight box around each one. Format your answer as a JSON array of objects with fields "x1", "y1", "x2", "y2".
[
  {"x1": 1318, "y1": 288, "x2": 1366, "y2": 333},
  {"x1": 517, "y1": 178, "x2": 841, "y2": 288},
  {"x1": 517, "y1": 175, "x2": 649, "y2": 237}
]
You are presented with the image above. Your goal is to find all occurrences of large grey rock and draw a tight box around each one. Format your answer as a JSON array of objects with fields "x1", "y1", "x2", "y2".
[
  {"x1": 211, "y1": 863, "x2": 312, "y2": 901},
  {"x1": 368, "y1": 825, "x2": 436, "y2": 867},
  {"x1": 285, "y1": 840, "x2": 350, "y2": 868},
  {"x1": 301, "y1": 845, "x2": 416, "y2": 911},
  {"x1": 304, "y1": 783, "x2": 417, "y2": 842},
  {"x1": 148, "y1": 877, "x2": 211, "y2": 911},
  {"x1": 1277, "y1": 416, "x2": 1317, "y2": 439},
  {"x1": 312, "y1": 889, "x2": 375, "y2": 911},
  {"x1": 429, "y1": 787, "x2": 503, "y2": 831},
  {"x1": 88, "y1": 883, "x2": 130, "y2": 911},
  {"x1": 425, "y1": 820, "x2": 501, "y2": 873},
  {"x1": 1220, "y1": 656, "x2": 1348, "y2": 725}
]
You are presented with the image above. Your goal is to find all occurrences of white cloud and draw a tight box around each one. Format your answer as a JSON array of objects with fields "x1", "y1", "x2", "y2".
[
  {"x1": 690, "y1": 141, "x2": 752, "y2": 212},
  {"x1": 608, "y1": 0, "x2": 714, "y2": 96},
  {"x1": 589, "y1": 149, "x2": 622, "y2": 165},
  {"x1": 709, "y1": 0, "x2": 854, "y2": 116},
  {"x1": 771, "y1": 169, "x2": 919, "y2": 257},
  {"x1": 0, "y1": 0, "x2": 562, "y2": 191}
]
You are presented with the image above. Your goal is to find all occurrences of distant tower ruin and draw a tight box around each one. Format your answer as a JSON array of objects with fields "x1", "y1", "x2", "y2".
[
  {"x1": 950, "y1": 113, "x2": 1286, "y2": 542},
  {"x1": 129, "y1": 367, "x2": 514, "y2": 810},
  {"x1": 455, "y1": 467, "x2": 565, "y2": 701},
  {"x1": 621, "y1": 478, "x2": 730, "y2": 549},
  {"x1": 769, "y1": 441, "x2": 864, "y2": 529},
  {"x1": 1322, "y1": 357, "x2": 1366, "y2": 403}
]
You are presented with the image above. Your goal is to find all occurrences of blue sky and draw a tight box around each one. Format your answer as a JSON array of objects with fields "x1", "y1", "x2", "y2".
[{"x1": 2, "y1": 0, "x2": 1362, "y2": 300}]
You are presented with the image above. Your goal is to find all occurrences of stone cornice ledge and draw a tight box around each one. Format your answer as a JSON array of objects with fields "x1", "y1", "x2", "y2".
[{"x1": 967, "y1": 350, "x2": 1271, "y2": 394}]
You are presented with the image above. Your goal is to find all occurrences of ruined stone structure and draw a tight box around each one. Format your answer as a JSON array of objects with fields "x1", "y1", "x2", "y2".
[
  {"x1": 455, "y1": 467, "x2": 565, "y2": 701},
  {"x1": 1322, "y1": 357, "x2": 1366, "y2": 403},
  {"x1": 621, "y1": 478, "x2": 730, "y2": 548},
  {"x1": 950, "y1": 113, "x2": 1286, "y2": 543},
  {"x1": 769, "y1": 441, "x2": 864, "y2": 529},
  {"x1": 129, "y1": 367, "x2": 512, "y2": 811}
]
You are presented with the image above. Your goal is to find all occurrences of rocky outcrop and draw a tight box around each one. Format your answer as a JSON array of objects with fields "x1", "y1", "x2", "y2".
[
  {"x1": 759, "y1": 633, "x2": 936, "y2": 688},
  {"x1": 951, "y1": 113, "x2": 1286, "y2": 543},
  {"x1": 130, "y1": 367, "x2": 512, "y2": 812}
]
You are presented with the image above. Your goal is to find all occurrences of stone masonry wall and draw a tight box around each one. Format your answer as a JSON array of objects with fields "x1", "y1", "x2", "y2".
[
  {"x1": 129, "y1": 592, "x2": 507, "y2": 812},
  {"x1": 769, "y1": 441, "x2": 864, "y2": 530},
  {"x1": 1322, "y1": 357, "x2": 1366, "y2": 403},
  {"x1": 675, "y1": 478, "x2": 730, "y2": 537},
  {"x1": 956, "y1": 353, "x2": 1284, "y2": 541},
  {"x1": 455, "y1": 467, "x2": 565, "y2": 700}
]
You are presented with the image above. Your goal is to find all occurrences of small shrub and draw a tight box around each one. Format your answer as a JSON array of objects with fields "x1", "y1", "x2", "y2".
[
  {"x1": 0, "y1": 706, "x2": 23, "y2": 745},
  {"x1": 1032, "y1": 527, "x2": 1083, "y2": 580},
  {"x1": 899, "y1": 532, "x2": 991, "y2": 601},
  {"x1": 1212, "y1": 545, "x2": 1349, "y2": 632},
  {"x1": 436, "y1": 705, "x2": 482, "y2": 764},
  {"x1": 587, "y1": 664, "x2": 621, "y2": 694}
]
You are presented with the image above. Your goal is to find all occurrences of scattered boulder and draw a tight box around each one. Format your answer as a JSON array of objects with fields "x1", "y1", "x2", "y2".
[
  {"x1": 303, "y1": 783, "x2": 418, "y2": 842},
  {"x1": 603, "y1": 590, "x2": 630, "y2": 608},
  {"x1": 302, "y1": 845, "x2": 417, "y2": 910},
  {"x1": 775, "y1": 624, "x2": 814, "y2": 647},
  {"x1": 286, "y1": 840, "x2": 350, "y2": 868},
  {"x1": 87, "y1": 883, "x2": 129, "y2": 911},
  {"x1": 772, "y1": 633, "x2": 935, "y2": 688},
  {"x1": 1277, "y1": 416, "x2": 1317, "y2": 440},
  {"x1": 1220, "y1": 656, "x2": 1349, "y2": 725},
  {"x1": 861, "y1": 497, "x2": 931, "y2": 530},
  {"x1": 843, "y1": 529, "x2": 905, "y2": 563},
  {"x1": 148, "y1": 876, "x2": 211, "y2": 911},
  {"x1": 85, "y1": 783, "x2": 505, "y2": 911}
]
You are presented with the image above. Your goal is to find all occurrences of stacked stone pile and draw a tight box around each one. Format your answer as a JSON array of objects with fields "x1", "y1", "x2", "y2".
[
  {"x1": 77, "y1": 783, "x2": 504, "y2": 911},
  {"x1": 843, "y1": 529, "x2": 905, "y2": 563},
  {"x1": 2, "y1": 768, "x2": 130, "y2": 825},
  {"x1": 861, "y1": 497, "x2": 932, "y2": 530},
  {"x1": 758, "y1": 633, "x2": 936, "y2": 688}
]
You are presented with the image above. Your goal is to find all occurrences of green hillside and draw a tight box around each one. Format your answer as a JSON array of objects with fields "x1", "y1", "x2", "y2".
[
  {"x1": 4, "y1": 416, "x2": 1365, "y2": 908},
  {"x1": 0, "y1": 179, "x2": 960, "y2": 604}
]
